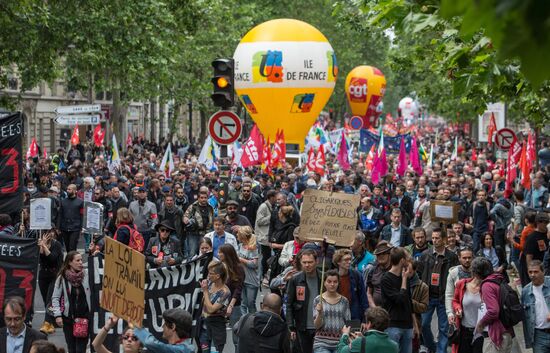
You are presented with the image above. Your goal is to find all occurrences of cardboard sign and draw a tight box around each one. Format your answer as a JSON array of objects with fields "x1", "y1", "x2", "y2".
[
  {"x1": 299, "y1": 189, "x2": 360, "y2": 246},
  {"x1": 430, "y1": 200, "x2": 459, "y2": 224},
  {"x1": 101, "y1": 237, "x2": 145, "y2": 327}
]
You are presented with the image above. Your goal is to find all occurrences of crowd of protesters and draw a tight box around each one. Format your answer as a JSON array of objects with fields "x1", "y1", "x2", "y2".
[{"x1": 2, "y1": 117, "x2": 550, "y2": 353}]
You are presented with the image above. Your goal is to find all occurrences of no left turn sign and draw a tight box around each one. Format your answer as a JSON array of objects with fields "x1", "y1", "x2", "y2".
[
  {"x1": 495, "y1": 128, "x2": 517, "y2": 151},
  {"x1": 208, "y1": 110, "x2": 242, "y2": 145}
]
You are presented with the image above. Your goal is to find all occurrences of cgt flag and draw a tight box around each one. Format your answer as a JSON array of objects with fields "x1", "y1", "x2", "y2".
[{"x1": 0, "y1": 113, "x2": 24, "y2": 216}]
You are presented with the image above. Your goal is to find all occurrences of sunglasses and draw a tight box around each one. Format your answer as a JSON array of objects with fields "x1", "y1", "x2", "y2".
[
  {"x1": 122, "y1": 335, "x2": 139, "y2": 342},
  {"x1": 159, "y1": 228, "x2": 169, "y2": 232}
]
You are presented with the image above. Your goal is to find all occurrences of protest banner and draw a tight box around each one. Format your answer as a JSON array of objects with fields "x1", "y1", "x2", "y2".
[
  {"x1": 30, "y1": 198, "x2": 52, "y2": 230},
  {"x1": 430, "y1": 200, "x2": 459, "y2": 224},
  {"x1": 359, "y1": 129, "x2": 411, "y2": 154},
  {"x1": 299, "y1": 189, "x2": 360, "y2": 246},
  {"x1": 101, "y1": 237, "x2": 145, "y2": 327},
  {"x1": 83, "y1": 201, "x2": 104, "y2": 234},
  {"x1": 0, "y1": 113, "x2": 23, "y2": 216},
  {"x1": 0, "y1": 237, "x2": 39, "y2": 316},
  {"x1": 89, "y1": 252, "x2": 211, "y2": 353}
]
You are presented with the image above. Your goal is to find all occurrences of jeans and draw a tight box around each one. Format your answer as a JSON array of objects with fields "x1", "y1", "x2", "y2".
[
  {"x1": 83, "y1": 232, "x2": 91, "y2": 250},
  {"x1": 186, "y1": 234, "x2": 201, "y2": 257},
  {"x1": 229, "y1": 304, "x2": 242, "y2": 350},
  {"x1": 386, "y1": 327, "x2": 413, "y2": 353},
  {"x1": 421, "y1": 298, "x2": 448, "y2": 353},
  {"x1": 533, "y1": 329, "x2": 550, "y2": 353},
  {"x1": 241, "y1": 284, "x2": 259, "y2": 315},
  {"x1": 510, "y1": 235, "x2": 520, "y2": 270},
  {"x1": 493, "y1": 229, "x2": 506, "y2": 249},
  {"x1": 313, "y1": 347, "x2": 337, "y2": 353}
]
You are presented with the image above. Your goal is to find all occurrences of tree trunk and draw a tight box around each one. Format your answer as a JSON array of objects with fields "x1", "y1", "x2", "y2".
[
  {"x1": 168, "y1": 102, "x2": 180, "y2": 143},
  {"x1": 200, "y1": 109, "x2": 207, "y2": 142},
  {"x1": 111, "y1": 79, "x2": 128, "y2": 152},
  {"x1": 150, "y1": 98, "x2": 157, "y2": 142},
  {"x1": 159, "y1": 98, "x2": 165, "y2": 144}
]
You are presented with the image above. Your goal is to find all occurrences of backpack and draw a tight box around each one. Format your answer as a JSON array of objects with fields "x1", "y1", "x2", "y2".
[
  {"x1": 484, "y1": 278, "x2": 524, "y2": 328},
  {"x1": 115, "y1": 225, "x2": 145, "y2": 253}
]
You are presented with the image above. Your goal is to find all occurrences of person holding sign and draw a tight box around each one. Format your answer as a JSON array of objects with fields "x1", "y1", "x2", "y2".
[
  {"x1": 92, "y1": 315, "x2": 142, "y2": 353},
  {"x1": 38, "y1": 228, "x2": 64, "y2": 335}
]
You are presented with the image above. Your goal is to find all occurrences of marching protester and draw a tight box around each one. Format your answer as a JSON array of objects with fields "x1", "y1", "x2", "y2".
[
  {"x1": 92, "y1": 315, "x2": 142, "y2": 353},
  {"x1": 521, "y1": 260, "x2": 550, "y2": 353},
  {"x1": 30, "y1": 340, "x2": 66, "y2": 353},
  {"x1": 235, "y1": 225, "x2": 260, "y2": 315},
  {"x1": 145, "y1": 220, "x2": 183, "y2": 268},
  {"x1": 50, "y1": 251, "x2": 91, "y2": 353},
  {"x1": 2, "y1": 296, "x2": 47, "y2": 353},
  {"x1": 134, "y1": 308, "x2": 195, "y2": 353},
  {"x1": 38, "y1": 228, "x2": 64, "y2": 335}
]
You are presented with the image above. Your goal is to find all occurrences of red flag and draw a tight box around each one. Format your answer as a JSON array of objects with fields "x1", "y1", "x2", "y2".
[
  {"x1": 126, "y1": 132, "x2": 133, "y2": 147},
  {"x1": 43, "y1": 146, "x2": 47, "y2": 159},
  {"x1": 505, "y1": 140, "x2": 522, "y2": 192},
  {"x1": 27, "y1": 138, "x2": 38, "y2": 159},
  {"x1": 278, "y1": 129, "x2": 286, "y2": 167},
  {"x1": 93, "y1": 124, "x2": 105, "y2": 147},
  {"x1": 262, "y1": 137, "x2": 273, "y2": 176},
  {"x1": 241, "y1": 125, "x2": 264, "y2": 167},
  {"x1": 526, "y1": 131, "x2": 535, "y2": 169},
  {"x1": 307, "y1": 148, "x2": 316, "y2": 172},
  {"x1": 365, "y1": 145, "x2": 375, "y2": 171},
  {"x1": 314, "y1": 144, "x2": 326, "y2": 176},
  {"x1": 487, "y1": 112, "x2": 497, "y2": 146},
  {"x1": 272, "y1": 130, "x2": 283, "y2": 168},
  {"x1": 396, "y1": 136, "x2": 407, "y2": 177},
  {"x1": 71, "y1": 125, "x2": 80, "y2": 145},
  {"x1": 519, "y1": 142, "x2": 531, "y2": 189},
  {"x1": 337, "y1": 130, "x2": 350, "y2": 170},
  {"x1": 471, "y1": 146, "x2": 477, "y2": 162}
]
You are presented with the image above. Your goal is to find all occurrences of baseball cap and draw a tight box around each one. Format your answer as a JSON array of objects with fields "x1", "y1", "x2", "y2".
[
  {"x1": 138, "y1": 186, "x2": 147, "y2": 192},
  {"x1": 535, "y1": 212, "x2": 550, "y2": 224}
]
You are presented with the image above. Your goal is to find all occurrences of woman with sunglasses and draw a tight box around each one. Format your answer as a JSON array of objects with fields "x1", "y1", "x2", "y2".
[{"x1": 92, "y1": 316, "x2": 142, "y2": 353}]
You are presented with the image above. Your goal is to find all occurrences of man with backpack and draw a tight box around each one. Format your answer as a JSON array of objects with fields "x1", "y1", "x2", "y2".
[
  {"x1": 233, "y1": 293, "x2": 290, "y2": 353},
  {"x1": 473, "y1": 257, "x2": 520, "y2": 353}
]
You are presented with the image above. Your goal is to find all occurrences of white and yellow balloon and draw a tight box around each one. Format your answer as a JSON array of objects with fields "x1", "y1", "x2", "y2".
[{"x1": 233, "y1": 19, "x2": 338, "y2": 150}]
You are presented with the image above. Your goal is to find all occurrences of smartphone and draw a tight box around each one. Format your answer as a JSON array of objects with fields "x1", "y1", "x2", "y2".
[{"x1": 345, "y1": 319, "x2": 361, "y2": 333}]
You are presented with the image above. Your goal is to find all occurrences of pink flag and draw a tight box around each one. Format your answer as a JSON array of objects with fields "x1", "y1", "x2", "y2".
[
  {"x1": 379, "y1": 148, "x2": 388, "y2": 177},
  {"x1": 410, "y1": 137, "x2": 423, "y2": 175},
  {"x1": 371, "y1": 151, "x2": 381, "y2": 184},
  {"x1": 337, "y1": 130, "x2": 350, "y2": 170},
  {"x1": 396, "y1": 136, "x2": 407, "y2": 177}
]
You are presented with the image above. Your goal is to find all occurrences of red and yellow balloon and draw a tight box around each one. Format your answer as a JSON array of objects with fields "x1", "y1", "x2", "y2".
[{"x1": 345, "y1": 66, "x2": 386, "y2": 128}]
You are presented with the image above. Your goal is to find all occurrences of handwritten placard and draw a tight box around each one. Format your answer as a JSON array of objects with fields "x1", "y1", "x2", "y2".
[
  {"x1": 430, "y1": 200, "x2": 459, "y2": 224},
  {"x1": 299, "y1": 189, "x2": 360, "y2": 246},
  {"x1": 101, "y1": 237, "x2": 145, "y2": 327}
]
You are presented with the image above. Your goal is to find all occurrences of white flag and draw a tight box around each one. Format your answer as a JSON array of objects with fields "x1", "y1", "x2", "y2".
[{"x1": 159, "y1": 143, "x2": 175, "y2": 177}]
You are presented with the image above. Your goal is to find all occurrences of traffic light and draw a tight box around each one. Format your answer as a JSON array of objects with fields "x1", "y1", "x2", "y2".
[{"x1": 211, "y1": 58, "x2": 235, "y2": 108}]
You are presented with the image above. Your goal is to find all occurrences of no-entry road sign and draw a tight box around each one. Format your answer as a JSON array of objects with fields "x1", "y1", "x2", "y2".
[
  {"x1": 495, "y1": 128, "x2": 517, "y2": 151},
  {"x1": 208, "y1": 110, "x2": 242, "y2": 145},
  {"x1": 349, "y1": 116, "x2": 363, "y2": 130}
]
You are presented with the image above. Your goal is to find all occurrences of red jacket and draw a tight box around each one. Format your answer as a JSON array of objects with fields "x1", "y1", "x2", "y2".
[{"x1": 451, "y1": 278, "x2": 472, "y2": 353}]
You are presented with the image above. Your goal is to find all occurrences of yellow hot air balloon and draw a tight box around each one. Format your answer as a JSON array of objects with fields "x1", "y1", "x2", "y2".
[
  {"x1": 233, "y1": 19, "x2": 337, "y2": 150},
  {"x1": 345, "y1": 66, "x2": 386, "y2": 129}
]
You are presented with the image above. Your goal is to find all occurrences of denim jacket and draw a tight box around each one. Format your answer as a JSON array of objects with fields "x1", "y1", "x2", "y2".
[
  {"x1": 134, "y1": 327, "x2": 194, "y2": 353},
  {"x1": 521, "y1": 276, "x2": 550, "y2": 349}
]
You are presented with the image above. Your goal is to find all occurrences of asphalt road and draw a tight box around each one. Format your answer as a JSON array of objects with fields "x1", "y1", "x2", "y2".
[{"x1": 31, "y1": 237, "x2": 528, "y2": 353}]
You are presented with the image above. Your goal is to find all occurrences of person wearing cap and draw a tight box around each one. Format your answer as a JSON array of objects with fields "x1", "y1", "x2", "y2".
[
  {"x1": 128, "y1": 186, "x2": 158, "y2": 250},
  {"x1": 522, "y1": 212, "x2": 550, "y2": 279},
  {"x1": 228, "y1": 176, "x2": 243, "y2": 202},
  {"x1": 133, "y1": 307, "x2": 194, "y2": 353},
  {"x1": 183, "y1": 190, "x2": 214, "y2": 256},
  {"x1": 224, "y1": 200, "x2": 252, "y2": 234},
  {"x1": 145, "y1": 220, "x2": 183, "y2": 268},
  {"x1": 365, "y1": 241, "x2": 393, "y2": 308}
]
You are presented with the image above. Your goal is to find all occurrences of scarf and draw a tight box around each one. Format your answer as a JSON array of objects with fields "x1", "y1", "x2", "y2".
[
  {"x1": 293, "y1": 240, "x2": 303, "y2": 255},
  {"x1": 65, "y1": 268, "x2": 85, "y2": 287}
]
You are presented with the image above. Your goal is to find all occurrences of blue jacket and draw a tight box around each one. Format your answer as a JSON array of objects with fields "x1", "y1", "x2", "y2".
[
  {"x1": 379, "y1": 224, "x2": 412, "y2": 247},
  {"x1": 134, "y1": 327, "x2": 194, "y2": 353},
  {"x1": 521, "y1": 276, "x2": 550, "y2": 349},
  {"x1": 344, "y1": 269, "x2": 369, "y2": 323}
]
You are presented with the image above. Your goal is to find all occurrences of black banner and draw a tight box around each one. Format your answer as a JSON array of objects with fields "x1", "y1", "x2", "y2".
[
  {"x1": 89, "y1": 253, "x2": 211, "y2": 352},
  {"x1": 0, "y1": 236, "x2": 39, "y2": 316},
  {"x1": 0, "y1": 112, "x2": 23, "y2": 217}
]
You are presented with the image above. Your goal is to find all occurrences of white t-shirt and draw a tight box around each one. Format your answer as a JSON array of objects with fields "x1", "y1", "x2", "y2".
[{"x1": 533, "y1": 284, "x2": 550, "y2": 329}]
